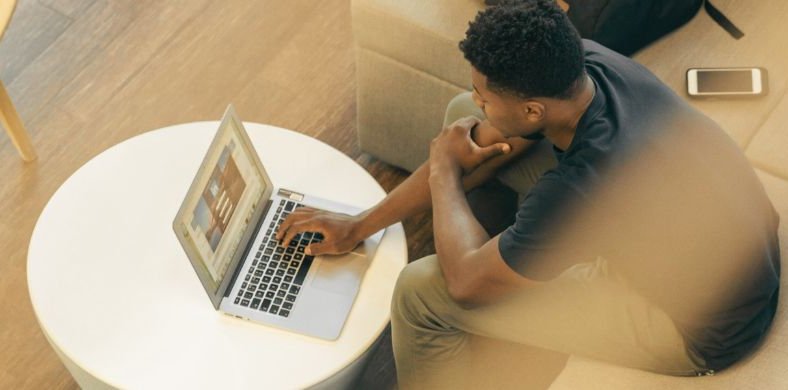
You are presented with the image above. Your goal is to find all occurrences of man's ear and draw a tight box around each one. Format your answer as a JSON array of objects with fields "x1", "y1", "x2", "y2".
[{"x1": 523, "y1": 101, "x2": 545, "y2": 123}]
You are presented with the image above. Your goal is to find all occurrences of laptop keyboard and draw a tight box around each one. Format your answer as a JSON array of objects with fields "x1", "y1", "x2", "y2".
[{"x1": 233, "y1": 199, "x2": 323, "y2": 318}]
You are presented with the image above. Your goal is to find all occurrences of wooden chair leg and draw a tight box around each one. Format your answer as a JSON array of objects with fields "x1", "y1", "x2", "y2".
[{"x1": 0, "y1": 79, "x2": 36, "y2": 162}]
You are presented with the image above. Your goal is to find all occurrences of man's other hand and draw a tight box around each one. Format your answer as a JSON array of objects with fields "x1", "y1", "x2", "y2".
[{"x1": 430, "y1": 116, "x2": 511, "y2": 177}]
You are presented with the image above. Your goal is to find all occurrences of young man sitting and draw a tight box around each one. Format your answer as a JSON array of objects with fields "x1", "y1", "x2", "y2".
[{"x1": 278, "y1": 0, "x2": 780, "y2": 387}]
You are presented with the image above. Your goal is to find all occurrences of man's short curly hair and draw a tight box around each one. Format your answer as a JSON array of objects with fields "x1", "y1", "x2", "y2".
[{"x1": 460, "y1": 0, "x2": 584, "y2": 99}]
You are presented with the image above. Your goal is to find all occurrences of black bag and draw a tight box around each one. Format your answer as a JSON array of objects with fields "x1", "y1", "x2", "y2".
[{"x1": 485, "y1": 0, "x2": 744, "y2": 56}]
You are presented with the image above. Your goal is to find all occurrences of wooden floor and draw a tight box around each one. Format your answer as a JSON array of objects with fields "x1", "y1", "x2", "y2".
[{"x1": 0, "y1": 0, "x2": 439, "y2": 388}]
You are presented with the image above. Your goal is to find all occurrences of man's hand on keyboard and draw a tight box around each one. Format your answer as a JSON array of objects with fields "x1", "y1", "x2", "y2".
[{"x1": 276, "y1": 207, "x2": 363, "y2": 256}]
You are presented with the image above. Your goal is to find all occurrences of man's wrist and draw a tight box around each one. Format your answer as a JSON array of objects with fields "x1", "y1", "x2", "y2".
[
  {"x1": 429, "y1": 165, "x2": 463, "y2": 190},
  {"x1": 349, "y1": 210, "x2": 374, "y2": 243},
  {"x1": 429, "y1": 153, "x2": 462, "y2": 178}
]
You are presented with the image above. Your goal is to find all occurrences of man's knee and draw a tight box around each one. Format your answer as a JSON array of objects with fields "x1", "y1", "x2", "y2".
[
  {"x1": 444, "y1": 92, "x2": 484, "y2": 128},
  {"x1": 392, "y1": 255, "x2": 447, "y2": 318}
]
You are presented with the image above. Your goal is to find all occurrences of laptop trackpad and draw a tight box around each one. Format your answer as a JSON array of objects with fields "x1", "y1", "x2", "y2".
[{"x1": 311, "y1": 253, "x2": 368, "y2": 295}]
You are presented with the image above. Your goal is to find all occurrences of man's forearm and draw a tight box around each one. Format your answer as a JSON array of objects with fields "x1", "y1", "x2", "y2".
[
  {"x1": 429, "y1": 167, "x2": 490, "y2": 288},
  {"x1": 353, "y1": 121, "x2": 534, "y2": 241},
  {"x1": 353, "y1": 161, "x2": 433, "y2": 240},
  {"x1": 353, "y1": 155, "x2": 514, "y2": 240}
]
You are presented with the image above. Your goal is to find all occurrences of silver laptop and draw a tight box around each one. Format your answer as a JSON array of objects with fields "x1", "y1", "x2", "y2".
[{"x1": 173, "y1": 105, "x2": 383, "y2": 340}]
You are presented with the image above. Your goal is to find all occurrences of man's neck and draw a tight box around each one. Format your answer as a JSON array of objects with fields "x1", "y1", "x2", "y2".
[{"x1": 542, "y1": 74, "x2": 595, "y2": 151}]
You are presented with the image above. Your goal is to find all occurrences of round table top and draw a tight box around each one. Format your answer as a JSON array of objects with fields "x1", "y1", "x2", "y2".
[{"x1": 27, "y1": 122, "x2": 407, "y2": 389}]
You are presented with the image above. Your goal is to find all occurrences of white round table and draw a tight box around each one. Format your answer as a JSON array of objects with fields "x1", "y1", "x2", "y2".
[{"x1": 28, "y1": 122, "x2": 407, "y2": 389}]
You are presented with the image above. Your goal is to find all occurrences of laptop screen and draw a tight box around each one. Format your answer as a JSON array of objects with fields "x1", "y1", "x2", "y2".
[{"x1": 173, "y1": 107, "x2": 273, "y2": 304}]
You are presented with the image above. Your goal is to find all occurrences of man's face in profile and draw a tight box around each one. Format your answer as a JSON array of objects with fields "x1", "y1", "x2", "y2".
[{"x1": 470, "y1": 67, "x2": 544, "y2": 139}]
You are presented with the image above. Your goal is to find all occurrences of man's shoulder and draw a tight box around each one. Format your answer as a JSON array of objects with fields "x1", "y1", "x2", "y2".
[
  {"x1": 582, "y1": 38, "x2": 666, "y2": 90},
  {"x1": 580, "y1": 39, "x2": 693, "y2": 136},
  {"x1": 582, "y1": 39, "x2": 634, "y2": 66}
]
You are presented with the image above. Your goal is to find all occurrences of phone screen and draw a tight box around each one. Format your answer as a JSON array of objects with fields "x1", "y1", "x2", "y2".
[{"x1": 697, "y1": 70, "x2": 753, "y2": 93}]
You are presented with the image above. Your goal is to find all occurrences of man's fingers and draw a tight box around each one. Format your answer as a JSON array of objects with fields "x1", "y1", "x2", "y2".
[
  {"x1": 306, "y1": 241, "x2": 331, "y2": 256},
  {"x1": 280, "y1": 218, "x2": 311, "y2": 244},
  {"x1": 281, "y1": 221, "x2": 309, "y2": 246},
  {"x1": 277, "y1": 215, "x2": 295, "y2": 240},
  {"x1": 276, "y1": 208, "x2": 317, "y2": 240},
  {"x1": 282, "y1": 220, "x2": 326, "y2": 246},
  {"x1": 475, "y1": 142, "x2": 511, "y2": 162},
  {"x1": 507, "y1": 136, "x2": 534, "y2": 151}
]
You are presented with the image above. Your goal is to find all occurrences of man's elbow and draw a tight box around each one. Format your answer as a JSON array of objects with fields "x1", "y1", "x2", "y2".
[
  {"x1": 447, "y1": 280, "x2": 484, "y2": 310},
  {"x1": 446, "y1": 273, "x2": 535, "y2": 309}
]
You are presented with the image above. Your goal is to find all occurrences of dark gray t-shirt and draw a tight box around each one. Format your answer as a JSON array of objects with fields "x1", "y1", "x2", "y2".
[{"x1": 498, "y1": 40, "x2": 780, "y2": 370}]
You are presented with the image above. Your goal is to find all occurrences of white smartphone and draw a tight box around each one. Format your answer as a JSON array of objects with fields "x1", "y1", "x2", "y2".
[{"x1": 686, "y1": 67, "x2": 768, "y2": 98}]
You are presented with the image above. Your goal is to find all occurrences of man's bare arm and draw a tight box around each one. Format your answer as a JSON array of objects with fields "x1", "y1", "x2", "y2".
[
  {"x1": 428, "y1": 119, "x2": 539, "y2": 307},
  {"x1": 352, "y1": 120, "x2": 534, "y2": 236},
  {"x1": 278, "y1": 119, "x2": 534, "y2": 254}
]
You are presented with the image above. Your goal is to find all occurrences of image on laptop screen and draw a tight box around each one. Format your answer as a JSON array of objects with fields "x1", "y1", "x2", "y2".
[{"x1": 178, "y1": 120, "x2": 267, "y2": 293}]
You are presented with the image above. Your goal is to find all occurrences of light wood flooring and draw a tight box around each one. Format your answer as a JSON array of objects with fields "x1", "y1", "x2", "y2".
[{"x1": 0, "y1": 0, "x2": 438, "y2": 388}]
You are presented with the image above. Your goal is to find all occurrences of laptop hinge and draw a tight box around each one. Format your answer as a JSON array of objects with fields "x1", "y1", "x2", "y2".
[{"x1": 277, "y1": 188, "x2": 304, "y2": 202}]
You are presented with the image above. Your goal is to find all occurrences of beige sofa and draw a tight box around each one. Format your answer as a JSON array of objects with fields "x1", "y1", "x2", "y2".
[{"x1": 351, "y1": 0, "x2": 788, "y2": 388}]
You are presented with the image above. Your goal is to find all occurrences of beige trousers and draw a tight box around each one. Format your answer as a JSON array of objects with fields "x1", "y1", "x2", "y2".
[{"x1": 389, "y1": 93, "x2": 707, "y2": 389}]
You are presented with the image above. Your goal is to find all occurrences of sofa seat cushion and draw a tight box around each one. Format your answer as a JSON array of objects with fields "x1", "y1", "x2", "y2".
[
  {"x1": 633, "y1": 0, "x2": 788, "y2": 148},
  {"x1": 549, "y1": 169, "x2": 788, "y2": 390},
  {"x1": 351, "y1": 0, "x2": 483, "y2": 89}
]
